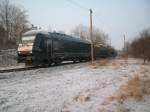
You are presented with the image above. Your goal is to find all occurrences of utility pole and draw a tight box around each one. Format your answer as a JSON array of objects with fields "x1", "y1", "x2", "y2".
[
  {"x1": 109, "y1": 38, "x2": 111, "y2": 46},
  {"x1": 90, "y1": 8, "x2": 94, "y2": 63},
  {"x1": 123, "y1": 34, "x2": 126, "y2": 52}
]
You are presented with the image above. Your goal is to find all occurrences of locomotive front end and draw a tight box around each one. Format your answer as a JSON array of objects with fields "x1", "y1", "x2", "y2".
[{"x1": 17, "y1": 34, "x2": 35, "y2": 63}]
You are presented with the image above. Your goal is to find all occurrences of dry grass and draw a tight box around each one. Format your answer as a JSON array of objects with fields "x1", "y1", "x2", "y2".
[
  {"x1": 88, "y1": 59, "x2": 109, "y2": 69},
  {"x1": 98, "y1": 104, "x2": 130, "y2": 112},
  {"x1": 121, "y1": 54, "x2": 128, "y2": 60},
  {"x1": 88, "y1": 60, "x2": 98, "y2": 69},
  {"x1": 111, "y1": 61, "x2": 118, "y2": 66},
  {"x1": 98, "y1": 59, "x2": 109, "y2": 66},
  {"x1": 98, "y1": 107, "x2": 107, "y2": 112},
  {"x1": 74, "y1": 94, "x2": 90, "y2": 104},
  {"x1": 140, "y1": 66, "x2": 149, "y2": 74},
  {"x1": 109, "y1": 75, "x2": 150, "y2": 103},
  {"x1": 89, "y1": 59, "x2": 126, "y2": 70},
  {"x1": 90, "y1": 62, "x2": 98, "y2": 69},
  {"x1": 61, "y1": 107, "x2": 70, "y2": 112},
  {"x1": 110, "y1": 61, "x2": 122, "y2": 70}
]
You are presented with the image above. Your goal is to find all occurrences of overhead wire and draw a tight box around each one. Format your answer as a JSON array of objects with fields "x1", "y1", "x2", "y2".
[
  {"x1": 93, "y1": 13, "x2": 111, "y2": 30},
  {"x1": 65, "y1": 0, "x2": 89, "y2": 11},
  {"x1": 65, "y1": 0, "x2": 111, "y2": 31}
]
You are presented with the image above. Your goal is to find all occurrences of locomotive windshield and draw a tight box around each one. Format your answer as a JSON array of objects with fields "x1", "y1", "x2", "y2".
[{"x1": 22, "y1": 35, "x2": 36, "y2": 44}]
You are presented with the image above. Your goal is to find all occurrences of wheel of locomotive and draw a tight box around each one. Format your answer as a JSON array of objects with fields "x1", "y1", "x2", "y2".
[
  {"x1": 73, "y1": 58, "x2": 77, "y2": 63},
  {"x1": 25, "y1": 61, "x2": 33, "y2": 67},
  {"x1": 84, "y1": 57, "x2": 90, "y2": 62},
  {"x1": 54, "y1": 59, "x2": 62, "y2": 65},
  {"x1": 42, "y1": 60, "x2": 52, "y2": 67},
  {"x1": 17, "y1": 57, "x2": 22, "y2": 63},
  {"x1": 79, "y1": 58, "x2": 83, "y2": 62},
  {"x1": 48, "y1": 61, "x2": 53, "y2": 66}
]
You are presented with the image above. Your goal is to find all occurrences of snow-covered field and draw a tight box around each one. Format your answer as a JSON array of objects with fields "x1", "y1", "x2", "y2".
[{"x1": 0, "y1": 58, "x2": 150, "y2": 112}]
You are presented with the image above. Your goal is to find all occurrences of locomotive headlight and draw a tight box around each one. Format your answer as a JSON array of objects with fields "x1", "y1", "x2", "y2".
[{"x1": 18, "y1": 51, "x2": 21, "y2": 54}]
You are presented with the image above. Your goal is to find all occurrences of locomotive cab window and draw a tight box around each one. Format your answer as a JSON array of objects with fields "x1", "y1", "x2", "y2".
[
  {"x1": 46, "y1": 39, "x2": 52, "y2": 50},
  {"x1": 39, "y1": 35, "x2": 49, "y2": 50},
  {"x1": 39, "y1": 37, "x2": 45, "y2": 49}
]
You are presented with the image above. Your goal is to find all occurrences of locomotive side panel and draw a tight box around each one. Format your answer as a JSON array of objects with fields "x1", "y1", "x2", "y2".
[
  {"x1": 52, "y1": 33, "x2": 91, "y2": 62},
  {"x1": 32, "y1": 33, "x2": 91, "y2": 66}
]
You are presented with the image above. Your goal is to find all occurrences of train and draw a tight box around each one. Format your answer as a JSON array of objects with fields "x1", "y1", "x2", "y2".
[{"x1": 17, "y1": 30, "x2": 117, "y2": 66}]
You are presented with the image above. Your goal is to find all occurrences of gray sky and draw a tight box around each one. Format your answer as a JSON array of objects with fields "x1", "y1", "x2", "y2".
[{"x1": 16, "y1": 0, "x2": 150, "y2": 49}]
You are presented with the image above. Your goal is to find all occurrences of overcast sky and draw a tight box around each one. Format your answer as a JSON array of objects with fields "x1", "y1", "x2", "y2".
[{"x1": 16, "y1": 0, "x2": 150, "y2": 50}]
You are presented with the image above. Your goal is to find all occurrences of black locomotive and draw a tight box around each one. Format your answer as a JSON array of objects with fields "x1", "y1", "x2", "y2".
[
  {"x1": 18, "y1": 31, "x2": 117, "y2": 66},
  {"x1": 32, "y1": 32, "x2": 91, "y2": 66}
]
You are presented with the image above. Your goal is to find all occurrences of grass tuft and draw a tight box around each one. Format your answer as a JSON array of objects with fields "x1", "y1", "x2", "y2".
[
  {"x1": 74, "y1": 94, "x2": 90, "y2": 103},
  {"x1": 109, "y1": 75, "x2": 150, "y2": 103}
]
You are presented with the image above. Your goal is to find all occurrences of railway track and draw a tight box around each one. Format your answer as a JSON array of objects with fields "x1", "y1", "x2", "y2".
[
  {"x1": 0, "y1": 61, "x2": 87, "y2": 73},
  {"x1": 0, "y1": 66, "x2": 42, "y2": 73}
]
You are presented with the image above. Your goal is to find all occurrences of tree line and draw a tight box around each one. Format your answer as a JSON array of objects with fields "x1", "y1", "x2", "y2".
[
  {"x1": 125, "y1": 29, "x2": 150, "y2": 63},
  {"x1": 71, "y1": 24, "x2": 108, "y2": 46},
  {"x1": 0, "y1": 0, "x2": 29, "y2": 50}
]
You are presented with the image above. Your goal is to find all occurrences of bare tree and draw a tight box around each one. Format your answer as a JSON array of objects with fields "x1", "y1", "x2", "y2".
[
  {"x1": 92, "y1": 27, "x2": 108, "y2": 46},
  {"x1": 71, "y1": 24, "x2": 89, "y2": 40},
  {"x1": 129, "y1": 29, "x2": 150, "y2": 63},
  {"x1": 0, "y1": 25, "x2": 7, "y2": 48},
  {"x1": 0, "y1": 0, "x2": 10, "y2": 40},
  {"x1": 71, "y1": 24, "x2": 108, "y2": 46},
  {"x1": 0, "y1": 0, "x2": 29, "y2": 46}
]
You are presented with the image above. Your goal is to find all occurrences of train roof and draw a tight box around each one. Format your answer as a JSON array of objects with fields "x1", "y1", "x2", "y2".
[
  {"x1": 23, "y1": 30, "x2": 49, "y2": 36},
  {"x1": 23, "y1": 31, "x2": 90, "y2": 44},
  {"x1": 48, "y1": 32, "x2": 91, "y2": 44}
]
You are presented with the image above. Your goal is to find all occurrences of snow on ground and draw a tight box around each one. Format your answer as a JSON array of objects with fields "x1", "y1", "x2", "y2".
[
  {"x1": 0, "y1": 58, "x2": 150, "y2": 112},
  {"x1": 0, "y1": 64, "x2": 25, "y2": 70}
]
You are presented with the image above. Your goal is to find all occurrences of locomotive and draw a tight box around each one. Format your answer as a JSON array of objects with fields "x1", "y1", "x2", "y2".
[{"x1": 17, "y1": 30, "x2": 117, "y2": 66}]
